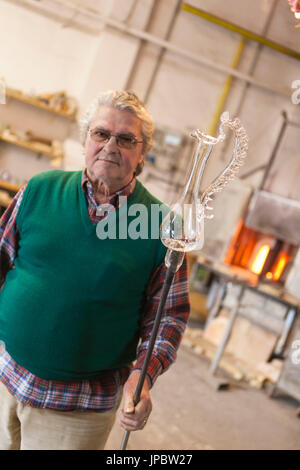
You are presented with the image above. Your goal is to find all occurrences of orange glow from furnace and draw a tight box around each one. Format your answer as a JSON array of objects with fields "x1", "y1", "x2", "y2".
[
  {"x1": 273, "y1": 253, "x2": 290, "y2": 281},
  {"x1": 250, "y1": 245, "x2": 270, "y2": 274}
]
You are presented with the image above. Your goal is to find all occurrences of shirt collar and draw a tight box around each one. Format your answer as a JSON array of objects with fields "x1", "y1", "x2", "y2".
[{"x1": 81, "y1": 168, "x2": 136, "y2": 207}]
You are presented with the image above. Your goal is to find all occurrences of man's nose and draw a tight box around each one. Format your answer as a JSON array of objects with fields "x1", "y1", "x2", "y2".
[{"x1": 104, "y1": 135, "x2": 119, "y2": 151}]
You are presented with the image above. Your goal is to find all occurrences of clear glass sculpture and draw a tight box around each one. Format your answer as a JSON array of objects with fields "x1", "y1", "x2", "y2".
[{"x1": 160, "y1": 112, "x2": 248, "y2": 255}]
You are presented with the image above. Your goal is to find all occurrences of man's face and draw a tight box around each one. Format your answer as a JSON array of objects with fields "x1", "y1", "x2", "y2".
[{"x1": 84, "y1": 105, "x2": 145, "y2": 191}]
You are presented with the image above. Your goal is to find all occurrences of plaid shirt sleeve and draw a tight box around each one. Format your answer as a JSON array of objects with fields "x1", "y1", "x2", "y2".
[
  {"x1": 132, "y1": 255, "x2": 190, "y2": 387},
  {"x1": 0, "y1": 185, "x2": 27, "y2": 287}
]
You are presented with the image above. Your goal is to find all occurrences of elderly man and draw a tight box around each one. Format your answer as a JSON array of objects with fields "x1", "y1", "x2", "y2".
[{"x1": 0, "y1": 90, "x2": 190, "y2": 450}]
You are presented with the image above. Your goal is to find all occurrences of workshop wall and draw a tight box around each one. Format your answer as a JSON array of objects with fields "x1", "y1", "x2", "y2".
[{"x1": 0, "y1": 2, "x2": 95, "y2": 96}]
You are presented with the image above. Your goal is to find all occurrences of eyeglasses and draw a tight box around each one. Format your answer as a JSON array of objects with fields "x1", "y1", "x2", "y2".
[{"x1": 89, "y1": 128, "x2": 144, "y2": 150}]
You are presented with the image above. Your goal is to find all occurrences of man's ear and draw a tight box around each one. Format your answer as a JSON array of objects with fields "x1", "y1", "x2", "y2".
[{"x1": 134, "y1": 159, "x2": 145, "y2": 176}]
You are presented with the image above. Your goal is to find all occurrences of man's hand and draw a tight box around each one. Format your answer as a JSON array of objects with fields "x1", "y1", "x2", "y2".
[{"x1": 119, "y1": 370, "x2": 152, "y2": 431}]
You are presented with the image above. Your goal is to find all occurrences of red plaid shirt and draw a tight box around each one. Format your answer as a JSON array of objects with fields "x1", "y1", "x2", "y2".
[{"x1": 0, "y1": 170, "x2": 190, "y2": 411}]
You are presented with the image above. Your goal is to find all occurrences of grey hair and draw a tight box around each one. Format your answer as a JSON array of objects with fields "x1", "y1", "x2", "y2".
[{"x1": 80, "y1": 90, "x2": 154, "y2": 175}]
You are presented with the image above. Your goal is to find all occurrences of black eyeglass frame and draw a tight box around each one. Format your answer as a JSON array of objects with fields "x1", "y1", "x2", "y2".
[{"x1": 89, "y1": 128, "x2": 144, "y2": 149}]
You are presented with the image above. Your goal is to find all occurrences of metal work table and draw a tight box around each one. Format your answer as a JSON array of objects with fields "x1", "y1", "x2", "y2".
[{"x1": 194, "y1": 256, "x2": 299, "y2": 375}]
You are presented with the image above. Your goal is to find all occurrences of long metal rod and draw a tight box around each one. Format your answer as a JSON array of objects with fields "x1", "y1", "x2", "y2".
[
  {"x1": 216, "y1": 0, "x2": 279, "y2": 160},
  {"x1": 182, "y1": 3, "x2": 300, "y2": 61},
  {"x1": 120, "y1": 250, "x2": 183, "y2": 450},
  {"x1": 259, "y1": 111, "x2": 288, "y2": 190},
  {"x1": 208, "y1": 36, "x2": 245, "y2": 136},
  {"x1": 143, "y1": 0, "x2": 182, "y2": 104},
  {"x1": 8, "y1": 0, "x2": 291, "y2": 97},
  {"x1": 124, "y1": 0, "x2": 160, "y2": 91},
  {"x1": 55, "y1": 0, "x2": 291, "y2": 98}
]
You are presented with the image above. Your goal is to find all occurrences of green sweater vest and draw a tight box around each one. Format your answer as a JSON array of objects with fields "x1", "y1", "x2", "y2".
[{"x1": 0, "y1": 170, "x2": 167, "y2": 380}]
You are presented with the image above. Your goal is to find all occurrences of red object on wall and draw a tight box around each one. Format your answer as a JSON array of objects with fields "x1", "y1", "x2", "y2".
[{"x1": 288, "y1": 0, "x2": 300, "y2": 18}]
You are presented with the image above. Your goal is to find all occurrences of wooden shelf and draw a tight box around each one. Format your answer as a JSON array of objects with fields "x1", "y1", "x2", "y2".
[
  {"x1": 6, "y1": 86, "x2": 77, "y2": 120},
  {"x1": 0, "y1": 180, "x2": 20, "y2": 209},
  {"x1": 0, "y1": 179, "x2": 22, "y2": 192},
  {"x1": 0, "y1": 133, "x2": 61, "y2": 159}
]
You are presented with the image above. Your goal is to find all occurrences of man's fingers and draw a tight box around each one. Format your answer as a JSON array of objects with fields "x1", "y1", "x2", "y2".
[
  {"x1": 122, "y1": 396, "x2": 151, "y2": 419},
  {"x1": 120, "y1": 370, "x2": 152, "y2": 431},
  {"x1": 120, "y1": 420, "x2": 146, "y2": 431},
  {"x1": 120, "y1": 396, "x2": 151, "y2": 431},
  {"x1": 120, "y1": 412, "x2": 149, "y2": 431},
  {"x1": 124, "y1": 399, "x2": 135, "y2": 414},
  {"x1": 134, "y1": 396, "x2": 152, "y2": 416}
]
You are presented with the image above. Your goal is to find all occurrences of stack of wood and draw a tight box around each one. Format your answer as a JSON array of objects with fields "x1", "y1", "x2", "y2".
[{"x1": 182, "y1": 311, "x2": 283, "y2": 388}]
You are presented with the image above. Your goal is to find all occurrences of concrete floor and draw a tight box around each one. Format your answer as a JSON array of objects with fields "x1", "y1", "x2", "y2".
[{"x1": 105, "y1": 344, "x2": 300, "y2": 450}]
